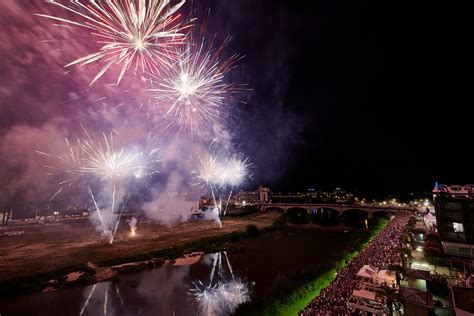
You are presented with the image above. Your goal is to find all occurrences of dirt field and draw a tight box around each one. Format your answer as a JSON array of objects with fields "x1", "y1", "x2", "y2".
[{"x1": 0, "y1": 212, "x2": 278, "y2": 282}]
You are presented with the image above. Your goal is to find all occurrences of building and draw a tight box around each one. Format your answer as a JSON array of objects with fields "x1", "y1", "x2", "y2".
[
  {"x1": 346, "y1": 265, "x2": 402, "y2": 315},
  {"x1": 346, "y1": 289, "x2": 388, "y2": 315},
  {"x1": 432, "y1": 184, "x2": 474, "y2": 259},
  {"x1": 400, "y1": 287, "x2": 434, "y2": 316},
  {"x1": 257, "y1": 186, "x2": 270, "y2": 202},
  {"x1": 235, "y1": 188, "x2": 265, "y2": 205},
  {"x1": 451, "y1": 287, "x2": 474, "y2": 315}
]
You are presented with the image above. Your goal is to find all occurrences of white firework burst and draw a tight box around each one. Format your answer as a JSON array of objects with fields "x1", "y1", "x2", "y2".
[
  {"x1": 148, "y1": 36, "x2": 243, "y2": 135},
  {"x1": 37, "y1": 0, "x2": 190, "y2": 85}
]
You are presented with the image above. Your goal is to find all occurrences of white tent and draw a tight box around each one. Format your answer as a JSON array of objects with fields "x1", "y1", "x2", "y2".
[
  {"x1": 356, "y1": 265, "x2": 379, "y2": 279},
  {"x1": 423, "y1": 212, "x2": 436, "y2": 228},
  {"x1": 374, "y1": 269, "x2": 397, "y2": 286},
  {"x1": 352, "y1": 289, "x2": 377, "y2": 301}
]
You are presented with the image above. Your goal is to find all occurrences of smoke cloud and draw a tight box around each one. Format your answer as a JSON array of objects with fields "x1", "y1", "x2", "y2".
[{"x1": 0, "y1": 0, "x2": 302, "y2": 224}]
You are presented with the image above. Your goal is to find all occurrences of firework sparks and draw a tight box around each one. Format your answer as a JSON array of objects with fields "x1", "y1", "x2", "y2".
[
  {"x1": 81, "y1": 135, "x2": 144, "y2": 180},
  {"x1": 81, "y1": 139, "x2": 144, "y2": 180},
  {"x1": 80, "y1": 132, "x2": 161, "y2": 181},
  {"x1": 189, "y1": 252, "x2": 252, "y2": 315},
  {"x1": 79, "y1": 283, "x2": 124, "y2": 316},
  {"x1": 38, "y1": 128, "x2": 160, "y2": 243},
  {"x1": 191, "y1": 150, "x2": 251, "y2": 221},
  {"x1": 218, "y1": 252, "x2": 251, "y2": 311},
  {"x1": 127, "y1": 216, "x2": 138, "y2": 236},
  {"x1": 189, "y1": 281, "x2": 222, "y2": 316},
  {"x1": 78, "y1": 131, "x2": 160, "y2": 243},
  {"x1": 192, "y1": 152, "x2": 250, "y2": 188},
  {"x1": 88, "y1": 186, "x2": 110, "y2": 238},
  {"x1": 79, "y1": 284, "x2": 97, "y2": 316},
  {"x1": 217, "y1": 279, "x2": 251, "y2": 313},
  {"x1": 191, "y1": 151, "x2": 219, "y2": 188},
  {"x1": 36, "y1": 0, "x2": 190, "y2": 85},
  {"x1": 148, "y1": 35, "x2": 242, "y2": 135},
  {"x1": 36, "y1": 138, "x2": 85, "y2": 201},
  {"x1": 217, "y1": 154, "x2": 252, "y2": 187},
  {"x1": 219, "y1": 154, "x2": 251, "y2": 215}
]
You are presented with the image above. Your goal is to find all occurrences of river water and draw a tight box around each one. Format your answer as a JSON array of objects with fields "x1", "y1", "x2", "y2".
[{"x1": 0, "y1": 228, "x2": 361, "y2": 316}]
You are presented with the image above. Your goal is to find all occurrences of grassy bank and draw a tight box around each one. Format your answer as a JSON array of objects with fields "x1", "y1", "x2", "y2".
[
  {"x1": 0, "y1": 217, "x2": 285, "y2": 297},
  {"x1": 235, "y1": 217, "x2": 389, "y2": 316}
]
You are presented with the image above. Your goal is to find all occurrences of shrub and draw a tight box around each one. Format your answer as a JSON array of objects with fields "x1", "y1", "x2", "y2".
[
  {"x1": 246, "y1": 224, "x2": 260, "y2": 237},
  {"x1": 272, "y1": 213, "x2": 288, "y2": 229},
  {"x1": 228, "y1": 231, "x2": 245, "y2": 241}
]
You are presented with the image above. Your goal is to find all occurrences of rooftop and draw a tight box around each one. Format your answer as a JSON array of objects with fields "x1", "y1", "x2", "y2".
[
  {"x1": 400, "y1": 287, "x2": 434, "y2": 308},
  {"x1": 433, "y1": 184, "x2": 474, "y2": 198},
  {"x1": 452, "y1": 286, "x2": 474, "y2": 313}
]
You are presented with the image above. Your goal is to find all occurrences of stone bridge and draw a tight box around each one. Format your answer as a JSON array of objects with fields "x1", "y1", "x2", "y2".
[{"x1": 260, "y1": 203, "x2": 415, "y2": 218}]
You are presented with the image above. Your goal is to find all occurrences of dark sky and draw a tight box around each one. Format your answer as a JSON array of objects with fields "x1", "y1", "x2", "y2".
[
  {"x1": 221, "y1": 0, "x2": 470, "y2": 193},
  {"x1": 0, "y1": 0, "x2": 470, "y2": 211}
]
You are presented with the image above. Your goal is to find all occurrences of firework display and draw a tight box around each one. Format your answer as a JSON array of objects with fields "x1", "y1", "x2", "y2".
[
  {"x1": 36, "y1": 0, "x2": 189, "y2": 85},
  {"x1": 82, "y1": 131, "x2": 160, "y2": 243},
  {"x1": 192, "y1": 152, "x2": 251, "y2": 188},
  {"x1": 148, "y1": 36, "x2": 242, "y2": 135},
  {"x1": 79, "y1": 282, "x2": 125, "y2": 316},
  {"x1": 80, "y1": 132, "x2": 161, "y2": 181},
  {"x1": 36, "y1": 1, "x2": 253, "y2": 242},
  {"x1": 39, "y1": 129, "x2": 161, "y2": 243},
  {"x1": 191, "y1": 150, "x2": 252, "y2": 224},
  {"x1": 2, "y1": 0, "x2": 262, "y2": 313},
  {"x1": 35, "y1": 138, "x2": 86, "y2": 201},
  {"x1": 189, "y1": 252, "x2": 252, "y2": 315}
]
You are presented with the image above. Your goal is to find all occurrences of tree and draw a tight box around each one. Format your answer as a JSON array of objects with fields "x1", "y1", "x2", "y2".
[
  {"x1": 378, "y1": 285, "x2": 404, "y2": 316},
  {"x1": 407, "y1": 217, "x2": 416, "y2": 229},
  {"x1": 394, "y1": 247, "x2": 412, "y2": 268},
  {"x1": 387, "y1": 263, "x2": 405, "y2": 286},
  {"x1": 402, "y1": 232, "x2": 415, "y2": 249}
]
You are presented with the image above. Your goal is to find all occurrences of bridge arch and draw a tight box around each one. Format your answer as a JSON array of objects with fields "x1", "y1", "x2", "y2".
[
  {"x1": 286, "y1": 207, "x2": 309, "y2": 224},
  {"x1": 310, "y1": 208, "x2": 340, "y2": 226},
  {"x1": 342, "y1": 209, "x2": 368, "y2": 228},
  {"x1": 265, "y1": 206, "x2": 285, "y2": 213}
]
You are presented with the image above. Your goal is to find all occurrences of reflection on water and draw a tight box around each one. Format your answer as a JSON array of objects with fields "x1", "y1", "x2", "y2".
[
  {"x1": 78, "y1": 283, "x2": 124, "y2": 316},
  {"x1": 75, "y1": 252, "x2": 252, "y2": 316},
  {"x1": 189, "y1": 252, "x2": 253, "y2": 316},
  {"x1": 1, "y1": 229, "x2": 354, "y2": 316}
]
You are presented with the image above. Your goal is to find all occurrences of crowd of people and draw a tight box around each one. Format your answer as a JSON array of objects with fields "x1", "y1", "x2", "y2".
[
  {"x1": 300, "y1": 215, "x2": 410, "y2": 315},
  {"x1": 429, "y1": 271, "x2": 448, "y2": 284},
  {"x1": 454, "y1": 272, "x2": 473, "y2": 288}
]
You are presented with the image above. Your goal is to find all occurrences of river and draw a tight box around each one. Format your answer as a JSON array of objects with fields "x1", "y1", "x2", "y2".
[{"x1": 0, "y1": 228, "x2": 362, "y2": 316}]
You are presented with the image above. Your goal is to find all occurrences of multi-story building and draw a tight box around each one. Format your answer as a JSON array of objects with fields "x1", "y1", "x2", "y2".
[
  {"x1": 432, "y1": 184, "x2": 474, "y2": 258},
  {"x1": 235, "y1": 188, "x2": 261, "y2": 204}
]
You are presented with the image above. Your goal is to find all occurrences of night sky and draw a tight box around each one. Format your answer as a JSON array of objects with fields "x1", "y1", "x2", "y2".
[
  {"x1": 228, "y1": 0, "x2": 470, "y2": 194},
  {"x1": 0, "y1": 0, "x2": 470, "y2": 213}
]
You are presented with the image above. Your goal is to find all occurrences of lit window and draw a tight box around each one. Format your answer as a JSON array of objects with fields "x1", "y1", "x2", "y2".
[{"x1": 453, "y1": 222, "x2": 464, "y2": 233}]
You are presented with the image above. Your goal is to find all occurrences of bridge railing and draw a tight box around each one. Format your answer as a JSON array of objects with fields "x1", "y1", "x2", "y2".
[{"x1": 261, "y1": 202, "x2": 415, "y2": 210}]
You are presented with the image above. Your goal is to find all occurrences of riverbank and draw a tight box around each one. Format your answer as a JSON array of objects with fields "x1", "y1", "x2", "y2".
[
  {"x1": 0, "y1": 212, "x2": 280, "y2": 297},
  {"x1": 234, "y1": 216, "x2": 390, "y2": 316},
  {"x1": 301, "y1": 215, "x2": 410, "y2": 314},
  {"x1": 1, "y1": 225, "x2": 368, "y2": 316}
]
